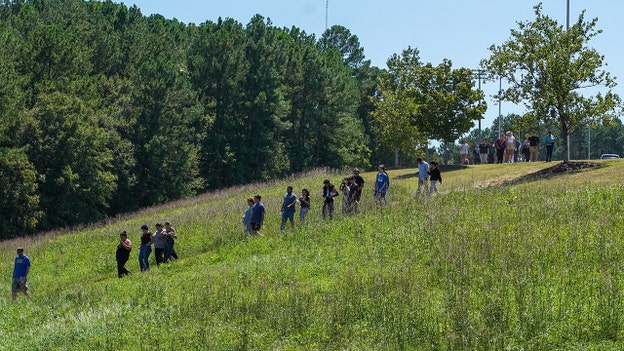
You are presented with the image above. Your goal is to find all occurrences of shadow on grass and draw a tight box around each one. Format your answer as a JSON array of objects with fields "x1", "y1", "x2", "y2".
[{"x1": 394, "y1": 164, "x2": 467, "y2": 180}]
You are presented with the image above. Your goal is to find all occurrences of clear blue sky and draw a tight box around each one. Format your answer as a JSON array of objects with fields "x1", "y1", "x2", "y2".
[{"x1": 120, "y1": 0, "x2": 624, "y2": 131}]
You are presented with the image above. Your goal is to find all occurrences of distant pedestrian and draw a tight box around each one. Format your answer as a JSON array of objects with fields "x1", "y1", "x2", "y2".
[
  {"x1": 12, "y1": 247, "x2": 30, "y2": 300},
  {"x1": 340, "y1": 177, "x2": 352, "y2": 214},
  {"x1": 250, "y1": 194, "x2": 265, "y2": 237},
  {"x1": 352, "y1": 168, "x2": 365, "y2": 204},
  {"x1": 459, "y1": 140, "x2": 469, "y2": 166},
  {"x1": 520, "y1": 136, "x2": 530, "y2": 162},
  {"x1": 138, "y1": 224, "x2": 153, "y2": 272},
  {"x1": 322, "y1": 179, "x2": 338, "y2": 220},
  {"x1": 153, "y1": 223, "x2": 167, "y2": 266},
  {"x1": 415, "y1": 158, "x2": 430, "y2": 197},
  {"x1": 488, "y1": 143, "x2": 496, "y2": 164},
  {"x1": 528, "y1": 131, "x2": 540, "y2": 162},
  {"x1": 164, "y1": 221, "x2": 178, "y2": 262},
  {"x1": 428, "y1": 161, "x2": 442, "y2": 195},
  {"x1": 544, "y1": 130, "x2": 556, "y2": 162},
  {"x1": 505, "y1": 131, "x2": 516, "y2": 163},
  {"x1": 243, "y1": 197, "x2": 254, "y2": 235},
  {"x1": 280, "y1": 186, "x2": 297, "y2": 230},
  {"x1": 478, "y1": 140, "x2": 489, "y2": 164},
  {"x1": 495, "y1": 135, "x2": 506, "y2": 164},
  {"x1": 116, "y1": 231, "x2": 132, "y2": 278},
  {"x1": 299, "y1": 189, "x2": 311, "y2": 224},
  {"x1": 373, "y1": 165, "x2": 389, "y2": 206}
]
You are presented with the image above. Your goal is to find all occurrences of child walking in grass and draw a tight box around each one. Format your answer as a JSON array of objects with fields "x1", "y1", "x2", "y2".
[{"x1": 428, "y1": 161, "x2": 442, "y2": 195}]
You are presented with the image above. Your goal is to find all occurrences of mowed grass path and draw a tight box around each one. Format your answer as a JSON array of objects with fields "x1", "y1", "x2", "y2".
[{"x1": 1, "y1": 160, "x2": 623, "y2": 350}]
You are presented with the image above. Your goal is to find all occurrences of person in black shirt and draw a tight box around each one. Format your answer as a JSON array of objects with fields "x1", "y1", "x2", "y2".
[
  {"x1": 116, "y1": 231, "x2": 132, "y2": 278},
  {"x1": 428, "y1": 162, "x2": 442, "y2": 195}
]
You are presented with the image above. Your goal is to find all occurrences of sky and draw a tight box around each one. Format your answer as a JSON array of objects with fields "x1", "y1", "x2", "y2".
[{"x1": 120, "y1": 0, "x2": 624, "y2": 132}]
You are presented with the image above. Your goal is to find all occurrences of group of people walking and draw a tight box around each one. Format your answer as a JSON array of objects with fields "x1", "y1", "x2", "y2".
[
  {"x1": 242, "y1": 167, "x2": 378, "y2": 236},
  {"x1": 241, "y1": 162, "x2": 444, "y2": 237},
  {"x1": 468, "y1": 130, "x2": 556, "y2": 164},
  {"x1": 116, "y1": 221, "x2": 179, "y2": 278}
]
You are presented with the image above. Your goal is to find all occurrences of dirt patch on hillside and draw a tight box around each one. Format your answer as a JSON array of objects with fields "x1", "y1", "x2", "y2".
[{"x1": 502, "y1": 161, "x2": 601, "y2": 186}]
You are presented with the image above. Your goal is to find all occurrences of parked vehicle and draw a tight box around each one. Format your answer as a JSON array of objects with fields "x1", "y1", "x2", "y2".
[{"x1": 600, "y1": 153, "x2": 620, "y2": 160}]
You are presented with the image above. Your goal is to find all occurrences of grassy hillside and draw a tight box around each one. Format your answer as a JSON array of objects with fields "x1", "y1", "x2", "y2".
[{"x1": 2, "y1": 161, "x2": 624, "y2": 350}]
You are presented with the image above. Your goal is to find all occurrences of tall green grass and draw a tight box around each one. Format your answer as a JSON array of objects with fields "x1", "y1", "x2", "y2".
[{"x1": 2, "y1": 162, "x2": 624, "y2": 350}]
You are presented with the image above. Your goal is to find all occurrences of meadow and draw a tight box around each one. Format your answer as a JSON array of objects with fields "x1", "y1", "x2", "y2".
[{"x1": 1, "y1": 160, "x2": 624, "y2": 350}]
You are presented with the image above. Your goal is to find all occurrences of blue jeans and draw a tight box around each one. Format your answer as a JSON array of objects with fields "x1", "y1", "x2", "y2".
[
  {"x1": 165, "y1": 241, "x2": 178, "y2": 261},
  {"x1": 281, "y1": 210, "x2": 295, "y2": 230},
  {"x1": 138, "y1": 245, "x2": 152, "y2": 271}
]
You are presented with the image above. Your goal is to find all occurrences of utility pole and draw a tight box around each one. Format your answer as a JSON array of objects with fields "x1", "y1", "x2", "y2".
[
  {"x1": 498, "y1": 76, "x2": 502, "y2": 137},
  {"x1": 472, "y1": 69, "x2": 487, "y2": 140},
  {"x1": 566, "y1": 0, "x2": 571, "y2": 161}
]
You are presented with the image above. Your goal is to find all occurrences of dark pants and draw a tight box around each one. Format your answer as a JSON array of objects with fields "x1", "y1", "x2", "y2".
[
  {"x1": 281, "y1": 210, "x2": 295, "y2": 230},
  {"x1": 117, "y1": 258, "x2": 130, "y2": 277},
  {"x1": 165, "y1": 241, "x2": 178, "y2": 261},
  {"x1": 546, "y1": 145, "x2": 554, "y2": 161},
  {"x1": 496, "y1": 148, "x2": 504, "y2": 164},
  {"x1": 155, "y1": 248, "x2": 165, "y2": 266}
]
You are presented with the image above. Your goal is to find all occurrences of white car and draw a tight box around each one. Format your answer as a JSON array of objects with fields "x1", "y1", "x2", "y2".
[{"x1": 600, "y1": 153, "x2": 620, "y2": 160}]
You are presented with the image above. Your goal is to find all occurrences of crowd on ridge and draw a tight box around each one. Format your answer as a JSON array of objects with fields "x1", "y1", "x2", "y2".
[{"x1": 461, "y1": 130, "x2": 556, "y2": 165}]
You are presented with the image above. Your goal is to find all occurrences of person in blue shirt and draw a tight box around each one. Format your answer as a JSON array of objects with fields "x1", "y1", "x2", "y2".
[
  {"x1": 242, "y1": 197, "x2": 254, "y2": 235},
  {"x1": 544, "y1": 130, "x2": 556, "y2": 162},
  {"x1": 373, "y1": 164, "x2": 389, "y2": 206},
  {"x1": 12, "y1": 247, "x2": 31, "y2": 300},
  {"x1": 250, "y1": 194, "x2": 266, "y2": 237},
  {"x1": 280, "y1": 186, "x2": 298, "y2": 230}
]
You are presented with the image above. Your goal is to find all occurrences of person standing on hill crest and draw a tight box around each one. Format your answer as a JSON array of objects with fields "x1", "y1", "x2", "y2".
[
  {"x1": 12, "y1": 247, "x2": 30, "y2": 300},
  {"x1": 478, "y1": 139, "x2": 490, "y2": 164},
  {"x1": 280, "y1": 186, "x2": 297, "y2": 230},
  {"x1": 250, "y1": 194, "x2": 265, "y2": 237},
  {"x1": 544, "y1": 130, "x2": 556, "y2": 162},
  {"x1": 459, "y1": 140, "x2": 469, "y2": 166},
  {"x1": 495, "y1": 135, "x2": 506, "y2": 164},
  {"x1": 116, "y1": 231, "x2": 132, "y2": 278},
  {"x1": 528, "y1": 131, "x2": 540, "y2": 162}
]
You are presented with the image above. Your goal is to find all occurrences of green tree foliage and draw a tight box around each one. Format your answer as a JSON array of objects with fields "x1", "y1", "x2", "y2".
[
  {"x1": 482, "y1": 4, "x2": 622, "y2": 162},
  {"x1": 26, "y1": 90, "x2": 116, "y2": 227},
  {"x1": 319, "y1": 25, "x2": 366, "y2": 69},
  {"x1": 372, "y1": 47, "x2": 485, "y2": 155},
  {"x1": 0, "y1": 0, "x2": 379, "y2": 235},
  {"x1": 0, "y1": 148, "x2": 41, "y2": 237}
]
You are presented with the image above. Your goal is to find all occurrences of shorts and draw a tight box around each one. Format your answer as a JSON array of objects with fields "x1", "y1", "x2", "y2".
[
  {"x1": 251, "y1": 223, "x2": 262, "y2": 231},
  {"x1": 12, "y1": 278, "x2": 28, "y2": 293}
]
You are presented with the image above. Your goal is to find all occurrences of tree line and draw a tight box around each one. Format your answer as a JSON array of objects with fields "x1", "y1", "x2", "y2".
[{"x1": 0, "y1": 0, "x2": 399, "y2": 237}]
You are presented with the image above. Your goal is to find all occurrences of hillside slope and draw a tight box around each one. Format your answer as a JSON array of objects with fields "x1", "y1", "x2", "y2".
[{"x1": 2, "y1": 160, "x2": 623, "y2": 350}]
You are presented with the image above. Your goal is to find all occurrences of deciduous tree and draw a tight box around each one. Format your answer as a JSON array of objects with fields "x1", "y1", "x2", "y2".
[{"x1": 481, "y1": 4, "x2": 622, "y2": 162}]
